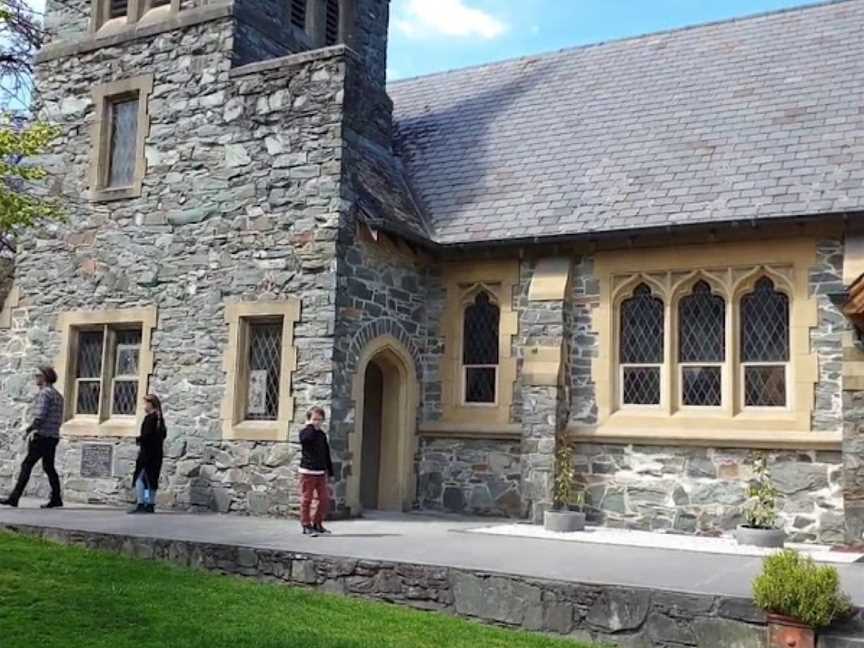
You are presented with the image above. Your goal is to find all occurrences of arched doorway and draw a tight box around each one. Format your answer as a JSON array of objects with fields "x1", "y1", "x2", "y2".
[{"x1": 347, "y1": 336, "x2": 418, "y2": 514}]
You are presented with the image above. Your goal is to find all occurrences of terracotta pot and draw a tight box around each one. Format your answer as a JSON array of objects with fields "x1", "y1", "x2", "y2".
[{"x1": 767, "y1": 613, "x2": 815, "y2": 648}]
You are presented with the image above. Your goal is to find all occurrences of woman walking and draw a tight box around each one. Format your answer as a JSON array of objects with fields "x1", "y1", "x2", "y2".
[{"x1": 129, "y1": 394, "x2": 167, "y2": 514}]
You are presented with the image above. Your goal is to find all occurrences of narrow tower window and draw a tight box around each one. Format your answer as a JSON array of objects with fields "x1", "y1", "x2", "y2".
[{"x1": 325, "y1": 0, "x2": 340, "y2": 45}]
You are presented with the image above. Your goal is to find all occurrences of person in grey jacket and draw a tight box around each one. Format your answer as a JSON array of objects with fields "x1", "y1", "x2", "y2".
[{"x1": 0, "y1": 366, "x2": 64, "y2": 508}]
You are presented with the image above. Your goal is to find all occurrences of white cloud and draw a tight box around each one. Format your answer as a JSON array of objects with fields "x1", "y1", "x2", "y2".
[{"x1": 395, "y1": 0, "x2": 508, "y2": 40}]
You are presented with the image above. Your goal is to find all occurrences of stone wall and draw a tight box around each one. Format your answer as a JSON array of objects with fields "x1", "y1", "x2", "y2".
[
  {"x1": 811, "y1": 239, "x2": 849, "y2": 432},
  {"x1": 330, "y1": 234, "x2": 430, "y2": 512},
  {"x1": 415, "y1": 437, "x2": 522, "y2": 516},
  {"x1": 574, "y1": 444, "x2": 844, "y2": 542},
  {"x1": 0, "y1": 17, "x2": 357, "y2": 513},
  {"x1": 5, "y1": 524, "x2": 863, "y2": 647},
  {"x1": 233, "y1": 0, "x2": 308, "y2": 66}
]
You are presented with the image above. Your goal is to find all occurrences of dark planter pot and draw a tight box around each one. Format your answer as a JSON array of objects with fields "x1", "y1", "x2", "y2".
[
  {"x1": 735, "y1": 524, "x2": 786, "y2": 548},
  {"x1": 544, "y1": 510, "x2": 586, "y2": 533},
  {"x1": 767, "y1": 613, "x2": 815, "y2": 648}
]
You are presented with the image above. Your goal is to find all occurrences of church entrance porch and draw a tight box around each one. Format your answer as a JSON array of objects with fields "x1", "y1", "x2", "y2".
[{"x1": 347, "y1": 336, "x2": 418, "y2": 514}]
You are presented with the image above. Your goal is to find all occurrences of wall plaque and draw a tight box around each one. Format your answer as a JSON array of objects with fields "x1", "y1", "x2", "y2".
[{"x1": 80, "y1": 444, "x2": 114, "y2": 478}]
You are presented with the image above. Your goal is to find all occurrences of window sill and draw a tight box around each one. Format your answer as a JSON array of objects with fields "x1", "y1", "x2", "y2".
[
  {"x1": 567, "y1": 424, "x2": 841, "y2": 450},
  {"x1": 90, "y1": 185, "x2": 142, "y2": 203},
  {"x1": 225, "y1": 421, "x2": 289, "y2": 442},
  {"x1": 419, "y1": 422, "x2": 521, "y2": 440},
  {"x1": 62, "y1": 417, "x2": 137, "y2": 438}
]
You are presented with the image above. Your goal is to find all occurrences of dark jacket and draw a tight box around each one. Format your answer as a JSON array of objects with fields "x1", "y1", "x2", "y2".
[
  {"x1": 132, "y1": 412, "x2": 167, "y2": 490},
  {"x1": 299, "y1": 424, "x2": 334, "y2": 477}
]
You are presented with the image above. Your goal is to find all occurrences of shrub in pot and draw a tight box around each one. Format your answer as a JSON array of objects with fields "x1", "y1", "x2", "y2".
[
  {"x1": 735, "y1": 454, "x2": 785, "y2": 548},
  {"x1": 543, "y1": 443, "x2": 586, "y2": 533},
  {"x1": 753, "y1": 549, "x2": 852, "y2": 648}
]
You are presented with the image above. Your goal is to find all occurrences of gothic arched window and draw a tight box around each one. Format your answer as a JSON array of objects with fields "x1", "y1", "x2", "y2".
[
  {"x1": 678, "y1": 281, "x2": 725, "y2": 407},
  {"x1": 619, "y1": 283, "x2": 664, "y2": 406},
  {"x1": 463, "y1": 291, "x2": 500, "y2": 404},
  {"x1": 740, "y1": 277, "x2": 789, "y2": 407}
]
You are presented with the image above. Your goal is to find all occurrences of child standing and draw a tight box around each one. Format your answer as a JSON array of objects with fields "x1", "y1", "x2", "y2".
[{"x1": 298, "y1": 406, "x2": 334, "y2": 536}]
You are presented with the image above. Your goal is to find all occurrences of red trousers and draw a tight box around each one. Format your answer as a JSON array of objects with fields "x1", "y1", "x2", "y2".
[{"x1": 299, "y1": 473, "x2": 329, "y2": 526}]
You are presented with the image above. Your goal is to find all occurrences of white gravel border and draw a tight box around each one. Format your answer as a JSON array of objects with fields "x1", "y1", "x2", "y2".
[{"x1": 466, "y1": 523, "x2": 863, "y2": 564}]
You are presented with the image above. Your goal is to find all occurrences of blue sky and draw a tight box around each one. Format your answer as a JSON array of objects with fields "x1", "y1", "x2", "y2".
[{"x1": 387, "y1": 0, "x2": 820, "y2": 80}]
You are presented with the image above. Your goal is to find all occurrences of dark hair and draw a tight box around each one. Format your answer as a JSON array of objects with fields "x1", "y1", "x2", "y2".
[
  {"x1": 306, "y1": 406, "x2": 326, "y2": 421},
  {"x1": 38, "y1": 367, "x2": 58, "y2": 385},
  {"x1": 144, "y1": 394, "x2": 164, "y2": 416}
]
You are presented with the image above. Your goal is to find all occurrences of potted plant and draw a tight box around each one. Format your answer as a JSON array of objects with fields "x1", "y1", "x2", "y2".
[
  {"x1": 735, "y1": 454, "x2": 785, "y2": 548},
  {"x1": 753, "y1": 549, "x2": 852, "y2": 648},
  {"x1": 543, "y1": 443, "x2": 586, "y2": 533}
]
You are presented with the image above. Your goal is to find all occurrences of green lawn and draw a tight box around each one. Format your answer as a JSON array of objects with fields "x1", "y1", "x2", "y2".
[{"x1": 0, "y1": 533, "x2": 596, "y2": 648}]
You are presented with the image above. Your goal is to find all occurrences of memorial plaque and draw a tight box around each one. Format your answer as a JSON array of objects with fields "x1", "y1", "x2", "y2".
[{"x1": 80, "y1": 444, "x2": 113, "y2": 478}]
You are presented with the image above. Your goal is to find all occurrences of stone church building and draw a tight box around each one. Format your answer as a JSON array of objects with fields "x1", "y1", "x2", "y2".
[{"x1": 1, "y1": 0, "x2": 864, "y2": 543}]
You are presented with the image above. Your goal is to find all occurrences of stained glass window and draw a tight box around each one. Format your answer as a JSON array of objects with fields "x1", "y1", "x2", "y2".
[
  {"x1": 245, "y1": 320, "x2": 283, "y2": 421},
  {"x1": 107, "y1": 97, "x2": 139, "y2": 188},
  {"x1": 620, "y1": 284, "x2": 664, "y2": 405},
  {"x1": 741, "y1": 278, "x2": 789, "y2": 407},
  {"x1": 463, "y1": 291, "x2": 499, "y2": 404},
  {"x1": 678, "y1": 281, "x2": 725, "y2": 406}
]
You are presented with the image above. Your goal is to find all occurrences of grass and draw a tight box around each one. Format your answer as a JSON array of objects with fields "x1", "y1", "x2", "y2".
[{"x1": 0, "y1": 532, "x2": 596, "y2": 648}]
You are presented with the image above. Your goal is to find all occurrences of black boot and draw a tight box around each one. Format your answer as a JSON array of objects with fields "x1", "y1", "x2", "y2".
[
  {"x1": 0, "y1": 497, "x2": 18, "y2": 508},
  {"x1": 143, "y1": 504, "x2": 155, "y2": 514},
  {"x1": 128, "y1": 504, "x2": 145, "y2": 514},
  {"x1": 41, "y1": 499, "x2": 63, "y2": 509}
]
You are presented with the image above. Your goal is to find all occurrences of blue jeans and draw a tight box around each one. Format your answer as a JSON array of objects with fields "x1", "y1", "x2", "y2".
[{"x1": 135, "y1": 474, "x2": 152, "y2": 506}]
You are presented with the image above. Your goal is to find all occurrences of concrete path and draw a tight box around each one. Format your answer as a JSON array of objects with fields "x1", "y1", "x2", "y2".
[{"x1": 2, "y1": 499, "x2": 863, "y2": 605}]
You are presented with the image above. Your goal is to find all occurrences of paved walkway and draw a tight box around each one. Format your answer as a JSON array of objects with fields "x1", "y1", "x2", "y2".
[{"x1": 2, "y1": 500, "x2": 863, "y2": 605}]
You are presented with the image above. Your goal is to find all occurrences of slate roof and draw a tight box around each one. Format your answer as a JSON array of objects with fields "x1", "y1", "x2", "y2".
[{"x1": 388, "y1": 0, "x2": 864, "y2": 245}]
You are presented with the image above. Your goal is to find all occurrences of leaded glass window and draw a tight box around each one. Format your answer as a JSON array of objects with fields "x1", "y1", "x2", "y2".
[
  {"x1": 290, "y1": 0, "x2": 307, "y2": 29},
  {"x1": 245, "y1": 319, "x2": 283, "y2": 421},
  {"x1": 741, "y1": 277, "x2": 789, "y2": 407},
  {"x1": 107, "y1": 97, "x2": 139, "y2": 188},
  {"x1": 463, "y1": 291, "x2": 499, "y2": 404},
  {"x1": 325, "y1": 0, "x2": 340, "y2": 45},
  {"x1": 678, "y1": 281, "x2": 725, "y2": 407},
  {"x1": 74, "y1": 325, "x2": 143, "y2": 418},
  {"x1": 111, "y1": 329, "x2": 141, "y2": 416},
  {"x1": 76, "y1": 331, "x2": 105, "y2": 415},
  {"x1": 620, "y1": 284, "x2": 664, "y2": 405},
  {"x1": 110, "y1": 0, "x2": 129, "y2": 19}
]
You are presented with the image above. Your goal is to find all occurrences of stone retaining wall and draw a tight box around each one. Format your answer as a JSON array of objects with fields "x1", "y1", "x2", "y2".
[{"x1": 1, "y1": 523, "x2": 861, "y2": 648}]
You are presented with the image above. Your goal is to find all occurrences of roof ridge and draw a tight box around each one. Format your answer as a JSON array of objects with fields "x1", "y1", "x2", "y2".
[{"x1": 387, "y1": 0, "x2": 859, "y2": 87}]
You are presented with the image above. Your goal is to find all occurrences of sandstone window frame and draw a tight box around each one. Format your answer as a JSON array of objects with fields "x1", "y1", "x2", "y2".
[
  {"x1": 222, "y1": 300, "x2": 301, "y2": 442},
  {"x1": 89, "y1": 75, "x2": 154, "y2": 202},
  {"x1": 55, "y1": 307, "x2": 157, "y2": 438},
  {"x1": 588, "y1": 238, "x2": 822, "y2": 446},
  {"x1": 90, "y1": 0, "x2": 180, "y2": 34},
  {"x1": 440, "y1": 261, "x2": 519, "y2": 427}
]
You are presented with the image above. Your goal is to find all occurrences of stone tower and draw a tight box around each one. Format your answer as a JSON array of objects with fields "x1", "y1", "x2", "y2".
[{"x1": 0, "y1": 0, "x2": 404, "y2": 515}]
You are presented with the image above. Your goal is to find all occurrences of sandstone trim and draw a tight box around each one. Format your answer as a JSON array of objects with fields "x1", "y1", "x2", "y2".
[
  {"x1": 36, "y1": 3, "x2": 234, "y2": 63},
  {"x1": 221, "y1": 300, "x2": 301, "y2": 442},
  {"x1": 55, "y1": 306, "x2": 158, "y2": 438},
  {"x1": 567, "y1": 424, "x2": 842, "y2": 450},
  {"x1": 89, "y1": 74, "x2": 154, "y2": 203}
]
